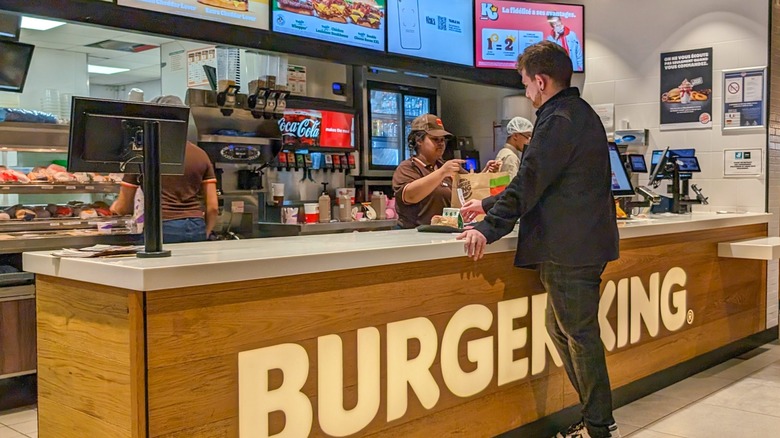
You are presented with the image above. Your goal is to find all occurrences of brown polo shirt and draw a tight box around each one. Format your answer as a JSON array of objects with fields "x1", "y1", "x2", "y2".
[
  {"x1": 122, "y1": 142, "x2": 216, "y2": 221},
  {"x1": 392, "y1": 158, "x2": 453, "y2": 229}
]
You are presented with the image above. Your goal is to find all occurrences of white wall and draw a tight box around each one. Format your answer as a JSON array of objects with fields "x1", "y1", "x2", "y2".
[
  {"x1": 440, "y1": 80, "x2": 519, "y2": 164},
  {"x1": 579, "y1": 0, "x2": 769, "y2": 212},
  {"x1": 159, "y1": 42, "x2": 348, "y2": 102},
  {"x1": 90, "y1": 80, "x2": 162, "y2": 101},
  {"x1": 0, "y1": 47, "x2": 90, "y2": 117}
]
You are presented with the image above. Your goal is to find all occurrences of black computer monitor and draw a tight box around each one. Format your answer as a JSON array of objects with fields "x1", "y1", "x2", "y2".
[
  {"x1": 68, "y1": 97, "x2": 188, "y2": 175},
  {"x1": 609, "y1": 143, "x2": 634, "y2": 197},
  {"x1": 0, "y1": 12, "x2": 21, "y2": 41},
  {"x1": 650, "y1": 148, "x2": 696, "y2": 180},
  {"x1": 673, "y1": 156, "x2": 701, "y2": 172},
  {"x1": 627, "y1": 154, "x2": 648, "y2": 173},
  {"x1": 649, "y1": 147, "x2": 671, "y2": 186},
  {"x1": 458, "y1": 150, "x2": 480, "y2": 172},
  {"x1": 0, "y1": 41, "x2": 34, "y2": 93}
]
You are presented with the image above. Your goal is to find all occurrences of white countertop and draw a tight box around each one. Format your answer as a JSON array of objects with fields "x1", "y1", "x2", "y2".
[{"x1": 23, "y1": 212, "x2": 770, "y2": 292}]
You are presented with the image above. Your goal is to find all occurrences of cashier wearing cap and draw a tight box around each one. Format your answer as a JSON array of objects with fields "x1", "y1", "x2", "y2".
[
  {"x1": 496, "y1": 116, "x2": 534, "y2": 179},
  {"x1": 392, "y1": 114, "x2": 498, "y2": 229}
]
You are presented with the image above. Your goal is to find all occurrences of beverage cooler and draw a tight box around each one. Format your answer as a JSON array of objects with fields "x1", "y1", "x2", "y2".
[{"x1": 359, "y1": 69, "x2": 440, "y2": 178}]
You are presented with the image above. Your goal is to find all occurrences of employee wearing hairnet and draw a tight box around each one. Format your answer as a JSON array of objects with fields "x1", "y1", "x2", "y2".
[
  {"x1": 460, "y1": 117, "x2": 534, "y2": 222},
  {"x1": 496, "y1": 116, "x2": 534, "y2": 179}
]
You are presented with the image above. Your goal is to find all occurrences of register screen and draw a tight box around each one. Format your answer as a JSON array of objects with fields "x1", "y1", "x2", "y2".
[{"x1": 609, "y1": 144, "x2": 633, "y2": 196}]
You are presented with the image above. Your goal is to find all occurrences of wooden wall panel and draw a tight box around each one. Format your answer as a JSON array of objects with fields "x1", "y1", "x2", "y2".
[
  {"x1": 35, "y1": 276, "x2": 146, "y2": 438},
  {"x1": 0, "y1": 298, "x2": 36, "y2": 375},
  {"x1": 143, "y1": 224, "x2": 768, "y2": 437}
]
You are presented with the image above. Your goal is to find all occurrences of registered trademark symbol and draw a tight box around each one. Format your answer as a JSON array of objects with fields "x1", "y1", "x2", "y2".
[{"x1": 687, "y1": 310, "x2": 695, "y2": 325}]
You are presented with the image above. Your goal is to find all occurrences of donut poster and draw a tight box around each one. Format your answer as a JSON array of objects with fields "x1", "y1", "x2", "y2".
[{"x1": 660, "y1": 48, "x2": 713, "y2": 130}]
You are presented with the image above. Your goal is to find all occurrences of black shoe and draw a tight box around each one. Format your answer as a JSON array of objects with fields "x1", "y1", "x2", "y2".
[{"x1": 553, "y1": 421, "x2": 621, "y2": 438}]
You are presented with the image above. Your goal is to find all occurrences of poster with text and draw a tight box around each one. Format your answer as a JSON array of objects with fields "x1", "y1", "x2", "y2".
[
  {"x1": 475, "y1": 1, "x2": 584, "y2": 71},
  {"x1": 723, "y1": 67, "x2": 766, "y2": 131},
  {"x1": 272, "y1": 0, "x2": 386, "y2": 52},
  {"x1": 118, "y1": 0, "x2": 269, "y2": 30},
  {"x1": 186, "y1": 47, "x2": 217, "y2": 87},
  {"x1": 660, "y1": 48, "x2": 713, "y2": 130}
]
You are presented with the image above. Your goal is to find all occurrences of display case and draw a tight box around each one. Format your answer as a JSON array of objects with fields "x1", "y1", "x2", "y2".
[{"x1": 0, "y1": 121, "x2": 136, "y2": 389}]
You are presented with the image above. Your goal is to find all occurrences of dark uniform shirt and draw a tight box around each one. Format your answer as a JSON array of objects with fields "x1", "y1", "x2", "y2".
[
  {"x1": 122, "y1": 142, "x2": 216, "y2": 221},
  {"x1": 392, "y1": 158, "x2": 453, "y2": 229}
]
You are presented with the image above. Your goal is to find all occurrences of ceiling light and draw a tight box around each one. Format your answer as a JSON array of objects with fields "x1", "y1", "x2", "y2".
[
  {"x1": 20, "y1": 17, "x2": 66, "y2": 31},
  {"x1": 88, "y1": 65, "x2": 130, "y2": 75}
]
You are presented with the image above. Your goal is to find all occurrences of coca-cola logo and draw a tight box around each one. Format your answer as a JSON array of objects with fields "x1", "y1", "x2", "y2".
[{"x1": 278, "y1": 118, "x2": 321, "y2": 140}]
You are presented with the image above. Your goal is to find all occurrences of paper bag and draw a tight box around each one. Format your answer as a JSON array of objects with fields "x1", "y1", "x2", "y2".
[{"x1": 451, "y1": 171, "x2": 511, "y2": 208}]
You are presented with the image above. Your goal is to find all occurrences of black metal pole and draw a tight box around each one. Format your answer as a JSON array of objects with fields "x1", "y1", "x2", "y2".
[{"x1": 138, "y1": 120, "x2": 171, "y2": 258}]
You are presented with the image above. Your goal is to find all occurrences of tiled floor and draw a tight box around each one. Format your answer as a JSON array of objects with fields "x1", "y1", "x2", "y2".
[
  {"x1": 0, "y1": 406, "x2": 36, "y2": 438},
  {"x1": 614, "y1": 339, "x2": 780, "y2": 437},
  {"x1": 2, "y1": 340, "x2": 780, "y2": 437}
]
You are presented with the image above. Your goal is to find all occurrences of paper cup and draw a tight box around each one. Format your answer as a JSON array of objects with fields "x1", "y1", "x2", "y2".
[
  {"x1": 303, "y1": 203, "x2": 319, "y2": 224},
  {"x1": 271, "y1": 183, "x2": 285, "y2": 206}
]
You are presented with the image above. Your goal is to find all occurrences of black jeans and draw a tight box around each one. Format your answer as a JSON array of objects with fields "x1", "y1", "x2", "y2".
[{"x1": 540, "y1": 261, "x2": 615, "y2": 438}]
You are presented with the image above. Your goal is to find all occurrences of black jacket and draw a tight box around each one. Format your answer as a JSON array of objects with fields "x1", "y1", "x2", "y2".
[{"x1": 475, "y1": 87, "x2": 619, "y2": 267}]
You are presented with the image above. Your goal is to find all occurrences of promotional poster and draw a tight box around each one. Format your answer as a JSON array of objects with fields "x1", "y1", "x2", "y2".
[
  {"x1": 279, "y1": 109, "x2": 355, "y2": 148},
  {"x1": 660, "y1": 48, "x2": 713, "y2": 130},
  {"x1": 475, "y1": 1, "x2": 584, "y2": 71},
  {"x1": 272, "y1": 0, "x2": 386, "y2": 51},
  {"x1": 118, "y1": 0, "x2": 270, "y2": 30}
]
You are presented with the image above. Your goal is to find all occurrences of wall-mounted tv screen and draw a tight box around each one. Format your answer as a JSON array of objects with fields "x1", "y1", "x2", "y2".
[
  {"x1": 272, "y1": 0, "x2": 386, "y2": 52},
  {"x1": 117, "y1": 0, "x2": 269, "y2": 30},
  {"x1": 0, "y1": 41, "x2": 35, "y2": 93},
  {"x1": 475, "y1": 1, "x2": 584, "y2": 72},
  {"x1": 0, "y1": 12, "x2": 21, "y2": 41},
  {"x1": 387, "y1": 0, "x2": 474, "y2": 66},
  {"x1": 279, "y1": 108, "x2": 355, "y2": 149}
]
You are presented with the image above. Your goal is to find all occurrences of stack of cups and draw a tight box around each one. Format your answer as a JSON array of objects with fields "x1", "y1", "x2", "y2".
[
  {"x1": 59, "y1": 93, "x2": 73, "y2": 123},
  {"x1": 41, "y1": 88, "x2": 61, "y2": 119}
]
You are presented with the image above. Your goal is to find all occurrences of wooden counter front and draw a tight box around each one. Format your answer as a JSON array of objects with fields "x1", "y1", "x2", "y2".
[{"x1": 34, "y1": 223, "x2": 769, "y2": 437}]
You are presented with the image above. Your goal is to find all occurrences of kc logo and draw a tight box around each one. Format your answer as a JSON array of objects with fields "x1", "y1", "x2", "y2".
[{"x1": 480, "y1": 3, "x2": 499, "y2": 20}]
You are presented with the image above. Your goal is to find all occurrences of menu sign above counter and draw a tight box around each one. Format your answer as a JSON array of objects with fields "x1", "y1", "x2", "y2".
[
  {"x1": 272, "y1": 0, "x2": 386, "y2": 51},
  {"x1": 280, "y1": 109, "x2": 355, "y2": 149},
  {"x1": 118, "y1": 0, "x2": 270, "y2": 30},
  {"x1": 475, "y1": 1, "x2": 584, "y2": 72},
  {"x1": 387, "y1": 0, "x2": 474, "y2": 66}
]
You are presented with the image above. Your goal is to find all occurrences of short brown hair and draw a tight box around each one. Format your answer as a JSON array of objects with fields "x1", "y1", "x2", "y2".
[{"x1": 516, "y1": 41, "x2": 573, "y2": 88}]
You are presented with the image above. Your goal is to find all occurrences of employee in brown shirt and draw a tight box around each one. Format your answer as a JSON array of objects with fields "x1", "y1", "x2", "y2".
[
  {"x1": 110, "y1": 96, "x2": 219, "y2": 243},
  {"x1": 392, "y1": 114, "x2": 497, "y2": 229}
]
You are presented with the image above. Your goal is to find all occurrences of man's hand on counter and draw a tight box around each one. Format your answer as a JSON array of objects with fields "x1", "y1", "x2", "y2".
[
  {"x1": 460, "y1": 199, "x2": 485, "y2": 223},
  {"x1": 457, "y1": 229, "x2": 487, "y2": 261}
]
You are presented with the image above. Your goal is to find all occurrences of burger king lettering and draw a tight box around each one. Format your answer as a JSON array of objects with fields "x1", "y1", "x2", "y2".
[{"x1": 239, "y1": 267, "x2": 693, "y2": 437}]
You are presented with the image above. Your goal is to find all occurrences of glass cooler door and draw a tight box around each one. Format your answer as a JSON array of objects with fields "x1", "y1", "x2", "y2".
[{"x1": 368, "y1": 89, "x2": 403, "y2": 168}]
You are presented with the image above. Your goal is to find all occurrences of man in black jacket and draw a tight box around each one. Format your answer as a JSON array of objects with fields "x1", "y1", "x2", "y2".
[{"x1": 457, "y1": 41, "x2": 620, "y2": 438}]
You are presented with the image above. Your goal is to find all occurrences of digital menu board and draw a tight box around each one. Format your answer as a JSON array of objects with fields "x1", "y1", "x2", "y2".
[
  {"x1": 279, "y1": 109, "x2": 355, "y2": 149},
  {"x1": 117, "y1": 0, "x2": 270, "y2": 30},
  {"x1": 387, "y1": 0, "x2": 474, "y2": 66},
  {"x1": 475, "y1": 1, "x2": 584, "y2": 72},
  {"x1": 272, "y1": 0, "x2": 386, "y2": 52}
]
